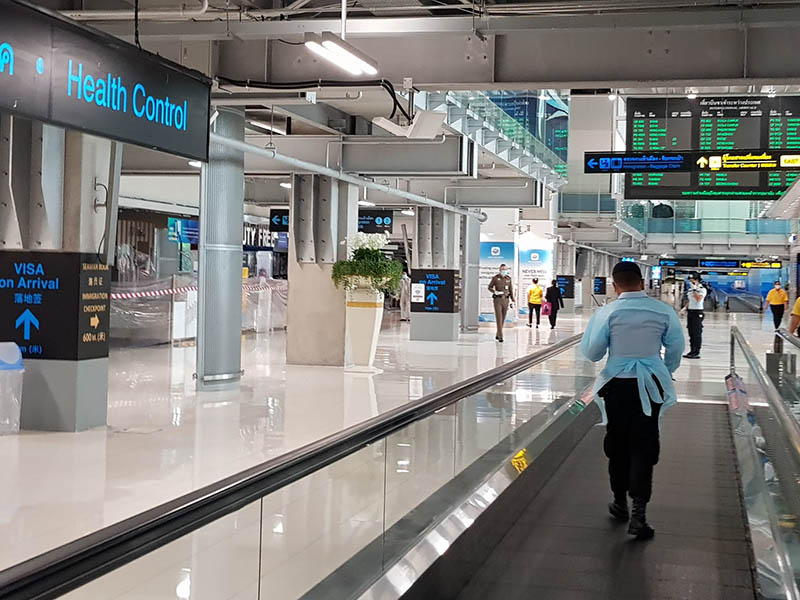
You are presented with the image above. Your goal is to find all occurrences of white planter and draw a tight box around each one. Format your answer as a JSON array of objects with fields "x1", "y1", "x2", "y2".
[{"x1": 346, "y1": 287, "x2": 384, "y2": 371}]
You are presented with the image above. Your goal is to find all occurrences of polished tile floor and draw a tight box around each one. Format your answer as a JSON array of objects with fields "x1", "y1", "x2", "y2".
[{"x1": 0, "y1": 306, "x2": 778, "y2": 600}]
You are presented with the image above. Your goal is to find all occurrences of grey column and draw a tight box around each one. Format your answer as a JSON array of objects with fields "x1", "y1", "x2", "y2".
[
  {"x1": 197, "y1": 108, "x2": 245, "y2": 390},
  {"x1": 461, "y1": 215, "x2": 480, "y2": 331}
]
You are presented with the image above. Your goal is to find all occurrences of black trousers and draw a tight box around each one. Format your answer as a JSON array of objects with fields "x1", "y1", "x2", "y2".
[
  {"x1": 528, "y1": 303, "x2": 541, "y2": 325},
  {"x1": 687, "y1": 309, "x2": 704, "y2": 355},
  {"x1": 548, "y1": 309, "x2": 558, "y2": 328},
  {"x1": 771, "y1": 304, "x2": 785, "y2": 329},
  {"x1": 600, "y1": 378, "x2": 662, "y2": 503}
]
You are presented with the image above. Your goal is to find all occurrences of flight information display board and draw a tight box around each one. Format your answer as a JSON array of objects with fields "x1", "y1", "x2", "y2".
[{"x1": 626, "y1": 97, "x2": 800, "y2": 200}]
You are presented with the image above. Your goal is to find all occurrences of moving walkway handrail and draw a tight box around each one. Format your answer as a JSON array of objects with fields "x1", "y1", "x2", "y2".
[
  {"x1": 0, "y1": 334, "x2": 583, "y2": 600},
  {"x1": 731, "y1": 326, "x2": 800, "y2": 458}
]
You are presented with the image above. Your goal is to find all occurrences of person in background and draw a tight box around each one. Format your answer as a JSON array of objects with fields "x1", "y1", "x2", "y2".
[
  {"x1": 789, "y1": 295, "x2": 800, "y2": 336},
  {"x1": 682, "y1": 273, "x2": 706, "y2": 359},
  {"x1": 580, "y1": 261, "x2": 684, "y2": 540},
  {"x1": 488, "y1": 263, "x2": 514, "y2": 342},
  {"x1": 399, "y1": 270, "x2": 411, "y2": 322},
  {"x1": 545, "y1": 279, "x2": 565, "y2": 329},
  {"x1": 527, "y1": 278, "x2": 544, "y2": 328},
  {"x1": 765, "y1": 280, "x2": 789, "y2": 331}
]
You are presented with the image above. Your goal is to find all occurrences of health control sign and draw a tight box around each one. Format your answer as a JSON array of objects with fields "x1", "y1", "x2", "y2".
[
  {"x1": 0, "y1": 252, "x2": 111, "y2": 360},
  {"x1": 0, "y1": 0, "x2": 211, "y2": 161},
  {"x1": 410, "y1": 270, "x2": 459, "y2": 313}
]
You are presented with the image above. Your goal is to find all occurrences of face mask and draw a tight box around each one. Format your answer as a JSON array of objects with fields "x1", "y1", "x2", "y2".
[
  {"x1": 775, "y1": 285, "x2": 781, "y2": 289},
  {"x1": 502, "y1": 270, "x2": 510, "y2": 276}
]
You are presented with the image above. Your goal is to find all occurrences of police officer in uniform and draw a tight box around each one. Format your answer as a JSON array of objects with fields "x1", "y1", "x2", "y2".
[
  {"x1": 683, "y1": 273, "x2": 707, "y2": 359},
  {"x1": 488, "y1": 263, "x2": 514, "y2": 342},
  {"x1": 580, "y1": 261, "x2": 684, "y2": 540}
]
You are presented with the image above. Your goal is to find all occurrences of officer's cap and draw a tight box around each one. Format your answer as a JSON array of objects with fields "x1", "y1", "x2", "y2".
[{"x1": 612, "y1": 261, "x2": 642, "y2": 278}]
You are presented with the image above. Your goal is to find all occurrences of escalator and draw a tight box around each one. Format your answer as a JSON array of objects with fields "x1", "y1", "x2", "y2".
[{"x1": 0, "y1": 331, "x2": 799, "y2": 600}]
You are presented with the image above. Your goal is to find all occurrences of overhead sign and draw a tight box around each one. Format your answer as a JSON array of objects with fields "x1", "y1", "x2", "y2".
[
  {"x1": 700, "y1": 259, "x2": 739, "y2": 268},
  {"x1": 741, "y1": 261, "x2": 782, "y2": 269},
  {"x1": 0, "y1": 0, "x2": 211, "y2": 161},
  {"x1": 411, "y1": 270, "x2": 460, "y2": 313},
  {"x1": 625, "y1": 96, "x2": 800, "y2": 201},
  {"x1": 557, "y1": 275, "x2": 575, "y2": 299},
  {"x1": 269, "y1": 209, "x2": 289, "y2": 233},
  {"x1": 0, "y1": 252, "x2": 110, "y2": 360},
  {"x1": 586, "y1": 150, "x2": 800, "y2": 174},
  {"x1": 593, "y1": 277, "x2": 607, "y2": 295},
  {"x1": 659, "y1": 258, "x2": 699, "y2": 267},
  {"x1": 358, "y1": 210, "x2": 394, "y2": 234}
]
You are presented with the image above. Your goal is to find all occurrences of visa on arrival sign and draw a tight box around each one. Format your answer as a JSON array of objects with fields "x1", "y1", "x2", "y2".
[
  {"x1": 0, "y1": 0, "x2": 211, "y2": 161},
  {"x1": 0, "y1": 252, "x2": 111, "y2": 360}
]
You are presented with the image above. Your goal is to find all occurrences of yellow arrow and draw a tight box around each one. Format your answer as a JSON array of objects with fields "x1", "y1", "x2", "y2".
[
  {"x1": 697, "y1": 157, "x2": 709, "y2": 168},
  {"x1": 90, "y1": 315, "x2": 100, "y2": 329}
]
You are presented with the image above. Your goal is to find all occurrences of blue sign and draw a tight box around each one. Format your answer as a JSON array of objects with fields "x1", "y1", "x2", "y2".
[
  {"x1": 0, "y1": 0, "x2": 211, "y2": 161},
  {"x1": 700, "y1": 260, "x2": 739, "y2": 268},
  {"x1": 358, "y1": 210, "x2": 394, "y2": 234},
  {"x1": 0, "y1": 252, "x2": 110, "y2": 360},
  {"x1": 167, "y1": 218, "x2": 199, "y2": 244},
  {"x1": 269, "y1": 209, "x2": 290, "y2": 233},
  {"x1": 651, "y1": 266, "x2": 663, "y2": 280},
  {"x1": 411, "y1": 269, "x2": 459, "y2": 313},
  {"x1": 585, "y1": 152, "x2": 690, "y2": 174},
  {"x1": 557, "y1": 275, "x2": 575, "y2": 299},
  {"x1": 593, "y1": 277, "x2": 607, "y2": 295}
]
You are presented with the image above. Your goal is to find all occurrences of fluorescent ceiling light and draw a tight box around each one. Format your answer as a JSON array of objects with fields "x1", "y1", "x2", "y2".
[
  {"x1": 401, "y1": 209, "x2": 415, "y2": 216},
  {"x1": 187, "y1": 160, "x2": 202, "y2": 168},
  {"x1": 607, "y1": 92, "x2": 617, "y2": 101},
  {"x1": 280, "y1": 182, "x2": 292, "y2": 189},
  {"x1": 249, "y1": 120, "x2": 286, "y2": 135},
  {"x1": 358, "y1": 200, "x2": 376, "y2": 207},
  {"x1": 687, "y1": 91, "x2": 697, "y2": 99},
  {"x1": 305, "y1": 33, "x2": 379, "y2": 77}
]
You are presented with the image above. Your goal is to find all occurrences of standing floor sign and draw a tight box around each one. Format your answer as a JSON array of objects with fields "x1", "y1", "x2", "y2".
[
  {"x1": 410, "y1": 270, "x2": 460, "y2": 313},
  {"x1": 0, "y1": 252, "x2": 111, "y2": 360},
  {"x1": 0, "y1": 0, "x2": 211, "y2": 161}
]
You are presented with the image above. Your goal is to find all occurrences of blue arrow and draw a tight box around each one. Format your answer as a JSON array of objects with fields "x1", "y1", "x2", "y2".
[
  {"x1": 427, "y1": 292, "x2": 438, "y2": 305},
  {"x1": 15, "y1": 309, "x2": 39, "y2": 341},
  {"x1": 272, "y1": 216, "x2": 280, "y2": 225},
  {"x1": 587, "y1": 158, "x2": 598, "y2": 168}
]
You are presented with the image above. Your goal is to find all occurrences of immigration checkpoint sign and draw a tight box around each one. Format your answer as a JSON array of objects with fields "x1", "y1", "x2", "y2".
[{"x1": 0, "y1": 252, "x2": 111, "y2": 360}]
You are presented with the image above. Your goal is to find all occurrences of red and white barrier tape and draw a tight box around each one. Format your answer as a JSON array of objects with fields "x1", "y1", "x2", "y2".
[{"x1": 110, "y1": 283, "x2": 279, "y2": 300}]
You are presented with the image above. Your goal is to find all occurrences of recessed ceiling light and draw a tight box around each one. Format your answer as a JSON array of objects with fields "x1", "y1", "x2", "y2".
[
  {"x1": 687, "y1": 92, "x2": 697, "y2": 99},
  {"x1": 608, "y1": 92, "x2": 617, "y2": 101},
  {"x1": 187, "y1": 160, "x2": 202, "y2": 168},
  {"x1": 280, "y1": 182, "x2": 292, "y2": 189}
]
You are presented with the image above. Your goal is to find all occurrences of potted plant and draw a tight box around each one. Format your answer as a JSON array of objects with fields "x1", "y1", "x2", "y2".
[{"x1": 332, "y1": 233, "x2": 403, "y2": 370}]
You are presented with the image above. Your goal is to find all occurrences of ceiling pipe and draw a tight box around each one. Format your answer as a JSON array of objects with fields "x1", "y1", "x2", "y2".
[
  {"x1": 209, "y1": 132, "x2": 487, "y2": 222},
  {"x1": 63, "y1": 0, "x2": 208, "y2": 20},
  {"x1": 61, "y1": 0, "x2": 787, "y2": 21}
]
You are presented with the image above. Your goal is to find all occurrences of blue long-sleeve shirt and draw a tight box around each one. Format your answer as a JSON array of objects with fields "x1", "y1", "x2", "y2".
[{"x1": 580, "y1": 291, "x2": 685, "y2": 425}]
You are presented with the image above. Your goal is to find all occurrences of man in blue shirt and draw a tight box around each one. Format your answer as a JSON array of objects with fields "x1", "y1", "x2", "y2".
[{"x1": 580, "y1": 261, "x2": 684, "y2": 539}]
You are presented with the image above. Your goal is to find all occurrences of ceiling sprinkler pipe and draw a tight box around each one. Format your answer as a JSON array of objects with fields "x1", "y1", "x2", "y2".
[
  {"x1": 209, "y1": 132, "x2": 487, "y2": 222},
  {"x1": 63, "y1": 0, "x2": 208, "y2": 20}
]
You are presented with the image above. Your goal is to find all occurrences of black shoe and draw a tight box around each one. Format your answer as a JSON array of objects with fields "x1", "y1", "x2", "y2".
[
  {"x1": 683, "y1": 352, "x2": 700, "y2": 359},
  {"x1": 527, "y1": 323, "x2": 532, "y2": 328},
  {"x1": 498, "y1": 337, "x2": 504, "y2": 343},
  {"x1": 628, "y1": 498, "x2": 654, "y2": 540},
  {"x1": 608, "y1": 499, "x2": 629, "y2": 522}
]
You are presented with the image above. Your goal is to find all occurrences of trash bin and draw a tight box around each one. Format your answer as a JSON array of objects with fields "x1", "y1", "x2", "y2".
[{"x1": 0, "y1": 343, "x2": 23, "y2": 435}]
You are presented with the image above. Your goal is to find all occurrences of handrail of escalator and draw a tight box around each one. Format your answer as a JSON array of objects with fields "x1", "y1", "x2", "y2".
[
  {"x1": 775, "y1": 327, "x2": 800, "y2": 351},
  {"x1": 0, "y1": 334, "x2": 584, "y2": 600},
  {"x1": 731, "y1": 326, "x2": 800, "y2": 459}
]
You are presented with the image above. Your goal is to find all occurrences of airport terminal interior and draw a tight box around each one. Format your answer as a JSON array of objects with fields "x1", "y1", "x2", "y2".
[{"x1": 5, "y1": 0, "x2": 800, "y2": 598}]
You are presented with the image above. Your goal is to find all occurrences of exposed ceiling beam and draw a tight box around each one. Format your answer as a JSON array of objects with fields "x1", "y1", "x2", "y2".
[{"x1": 97, "y1": 9, "x2": 800, "y2": 88}]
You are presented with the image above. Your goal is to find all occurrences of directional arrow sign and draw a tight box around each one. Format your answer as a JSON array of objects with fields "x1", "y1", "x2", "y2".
[
  {"x1": 697, "y1": 156, "x2": 709, "y2": 168},
  {"x1": 427, "y1": 292, "x2": 438, "y2": 305},
  {"x1": 15, "y1": 309, "x2": 39, "y2": 341},
  {"x1": 90, "y1": 315, "x2": 100, "y2": 329},
  {"x1": 587, "y1": 158, "x2": 598, "y2": 169},
  {"x1": 272, "y1": 216, "x2": 280, "y2": 225}
]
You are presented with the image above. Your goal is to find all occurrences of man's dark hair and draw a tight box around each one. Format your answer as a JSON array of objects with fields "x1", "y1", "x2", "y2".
[
  {"x1": 613, "y1": 270, "x2": 643, "y2": 289},
  {"x1": 499, "y1": 263, "x2": 507, "y2": 270},
  {"x1": 533, "y1": 278, "x2": 539, "y2": 284}
]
